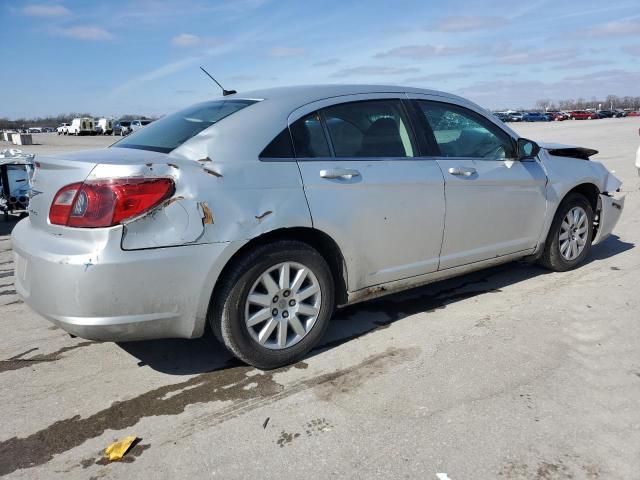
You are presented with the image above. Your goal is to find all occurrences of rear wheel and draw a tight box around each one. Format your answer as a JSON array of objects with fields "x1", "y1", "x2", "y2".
[
  {"x1": 539, "y1": 193, "x2": 594, "y2": 271},
  {"x1": 209, "y1": 240, "x2": 335, "y2": 369}
]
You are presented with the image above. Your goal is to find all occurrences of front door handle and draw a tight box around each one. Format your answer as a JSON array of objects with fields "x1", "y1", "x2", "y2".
[
  {"x1": 320, "y1": 168, "x2": 361, "y2": 179},
  {"x1": 448, "y1": 167, "x2": 477, "y2": 177}
]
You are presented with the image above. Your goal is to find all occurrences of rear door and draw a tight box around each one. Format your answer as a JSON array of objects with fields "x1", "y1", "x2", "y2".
[
  {"x1": 292, "y1": 94, "x2": 445, "y2": 291},
  {"x1": 408, "y1": 95, "x2": 547, "y2": 270}
]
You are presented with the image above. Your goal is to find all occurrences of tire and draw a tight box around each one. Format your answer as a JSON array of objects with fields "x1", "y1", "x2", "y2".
[
  {"x1": 209, "y1": 240, "x2": 335, "y2": 369},
  {"x1": 539, "y1": 193, "x2": 594, "y2": 272}
]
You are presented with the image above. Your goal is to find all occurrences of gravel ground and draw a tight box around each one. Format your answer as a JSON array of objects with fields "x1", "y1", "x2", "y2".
[{"x1": 0, "y1": 118, "x2": 639, "y2": 479}]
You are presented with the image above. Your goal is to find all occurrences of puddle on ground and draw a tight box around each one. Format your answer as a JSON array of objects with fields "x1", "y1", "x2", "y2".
[{"x1": 0, "y1": 347, "x2": 415, "y2": 476}]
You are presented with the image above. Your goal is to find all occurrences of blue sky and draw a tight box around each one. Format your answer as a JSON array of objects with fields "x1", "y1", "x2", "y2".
[{"x1": 1, "y1": 0, "x2": 639, "y2": 118}]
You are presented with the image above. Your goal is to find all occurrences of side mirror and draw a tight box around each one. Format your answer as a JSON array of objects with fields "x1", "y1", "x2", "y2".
[{"x1": 517, "y1": 138, "x2": 540, "y2": 159}]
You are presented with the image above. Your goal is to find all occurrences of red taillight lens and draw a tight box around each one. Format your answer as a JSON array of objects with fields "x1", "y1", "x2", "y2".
[{"x1": 49, "y1": 178, "x2": 174, "y2": 228}]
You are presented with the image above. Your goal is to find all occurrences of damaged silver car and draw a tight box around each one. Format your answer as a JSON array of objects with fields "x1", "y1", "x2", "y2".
[{"x1": 12, "y1": 85, "x2": 625, "y2": 368}]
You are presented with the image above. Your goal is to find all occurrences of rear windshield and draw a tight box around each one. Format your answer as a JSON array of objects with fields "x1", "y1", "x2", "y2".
[{"x1": 113, "y1": 99, "x2": 258, "y2": 153}]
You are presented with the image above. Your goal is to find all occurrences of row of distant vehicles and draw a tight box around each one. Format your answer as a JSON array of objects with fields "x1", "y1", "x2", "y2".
[
  {"x1": 55, "y1": 118, "x2": 152, "y2": 136},
  {"x1": 494, "y1": 109, "x2": 640, "y2": 122},
  {"x1": 14, "y1": 118, "x2": 153, "y2": 136}
]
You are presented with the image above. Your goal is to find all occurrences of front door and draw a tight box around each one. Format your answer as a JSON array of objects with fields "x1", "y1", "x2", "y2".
[{"x1": 410, "y1": 97, "x2": 548, "y2": 270}]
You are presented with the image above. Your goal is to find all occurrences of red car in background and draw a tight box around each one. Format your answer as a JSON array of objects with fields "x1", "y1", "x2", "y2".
[
  {"x1": 569, "y1": 110, "x2": 599, "y2": 120},
  {"x1": 627, "y1": 111, "x2": 640, "y2": 117}
]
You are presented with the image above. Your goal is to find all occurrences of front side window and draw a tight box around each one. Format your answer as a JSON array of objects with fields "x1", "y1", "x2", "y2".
[
  {"x1": 417, "y1": 101, "x2": 515, "y2": 159},
  {"x1": 113, "y1": 99, "x2": 257, "y2": 153},
  {"x1": 321, "y1": 100, "x2": 415, "y2": 158}
]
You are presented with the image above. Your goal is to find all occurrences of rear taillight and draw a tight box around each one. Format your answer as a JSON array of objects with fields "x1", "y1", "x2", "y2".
[{"x1": 49, "y1": 178, "x2": 174, "y2": 228}]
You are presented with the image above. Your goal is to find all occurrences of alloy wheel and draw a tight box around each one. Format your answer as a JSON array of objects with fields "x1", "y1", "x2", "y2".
[
  {"x1": 559, "y1": 206, "x2": 589, "y2": 261},
  {"x1": 244, "y1": 262, "x2": 322, "y2": 350}
]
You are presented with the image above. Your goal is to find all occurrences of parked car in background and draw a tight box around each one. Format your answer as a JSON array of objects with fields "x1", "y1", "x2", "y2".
[
  {"x1": 508, "y1": 112, "x2": 524, "y2": 122},
  {"x1": 11, "y1": 84, "x2": 625, "y2": 369},
  {"x1": 627, "y1": 111, "x2": 640, "y2": 117},
  {"x1": 523, "y1": 112, "x2": 549, "y2": 122},
  {"x1": 596, "y1": 110, "x2": 616, "y2": 118},
  {"x1": 130, "y1": 119, "x2": 152, "y2": 133},
  {"x1": 546, "y1": 111, "x2": 568, "y2": 121},
  {"x1": 493, "y1": 112, "x2": 510, "y2": 122},
  {"x1": 57, "y1": 123, "x2": 70, "y2": 135},
  {"x1": 613, "y1": 110, "x2": 627, "y2": 118},
  {"x1": 568, "y1": 110, "x2": 598, "y2": 120},
  {"x1": 28, "y1": 127, "x2": 43, "y2": 134},
  {"x1": 114, "y1": 120, "x2": 132, "y2": 136},
  {"x1": 95, "y1": 118, "x2": 114, "y2": 135},
  {"x1": 636, "y1": 128, "x2": 640, "y2": 176}
]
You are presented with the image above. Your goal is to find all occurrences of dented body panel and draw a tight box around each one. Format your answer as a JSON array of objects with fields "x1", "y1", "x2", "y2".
[{"x1": 531, "y1": 147, "x2": 623, "y2": 254}]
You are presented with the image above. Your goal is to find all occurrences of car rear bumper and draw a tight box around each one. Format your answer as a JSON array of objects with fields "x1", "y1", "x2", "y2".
[
  {"x1": 11, "y1": 218, "x2": 233, "y2": 341},
  {"x1": 593, "y1": 193, "x2": 625, "y2": 245}
]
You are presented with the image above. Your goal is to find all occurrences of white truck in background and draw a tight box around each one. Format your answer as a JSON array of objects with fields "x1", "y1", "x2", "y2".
[
  {"x1": 67, "y1": 118, "x2": 96, "y2": 136},
  {"x1": 95, "y1": 118, "x2": 114, "y2": 135},
  {"x1": 57, "y1": 123, "x2": 70, "y2": 135}
]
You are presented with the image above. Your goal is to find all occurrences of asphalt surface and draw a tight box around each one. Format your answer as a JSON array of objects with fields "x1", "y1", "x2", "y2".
[{"x1": 1, "y1": 121, "x2": 639, "y2": 479}]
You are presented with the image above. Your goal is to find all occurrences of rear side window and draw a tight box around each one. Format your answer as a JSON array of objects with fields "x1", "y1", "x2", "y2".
[
  {"x1": 260, "y1": 129, "x2": 294, "y2": 158},
  {"x1": 113, "y1": 99, "x2": 257, "y2": 153},
  {"x1": 290, "y1": 112, "x2": 331, "y2": 158},
  {"x1": 417, "y1": 101, "x2": 515, "y2": 159},
  {"x1": 321, "y1": 100, "x2": 415, "y2": 158}
]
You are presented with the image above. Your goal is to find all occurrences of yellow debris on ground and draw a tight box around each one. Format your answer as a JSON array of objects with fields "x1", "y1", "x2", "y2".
[{"x1": 104, "y1": 435, "x2": 138, "y2": 461}]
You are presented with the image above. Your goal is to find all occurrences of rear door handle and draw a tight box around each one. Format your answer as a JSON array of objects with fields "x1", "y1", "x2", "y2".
[
  {"x1": 448, "y1": 167, "x2": 477, "y2": 177},
  {"x1": 320, "y1": 168, "x2": 361, "y2": 179}
]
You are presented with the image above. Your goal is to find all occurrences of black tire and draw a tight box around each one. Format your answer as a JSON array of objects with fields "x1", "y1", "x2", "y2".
[
  {"x1": 539, "y1": 193, "x2": 594, "y2": 272},
  {"x1": 209, "y1": 240, "x2": 335, "y2": 369}
]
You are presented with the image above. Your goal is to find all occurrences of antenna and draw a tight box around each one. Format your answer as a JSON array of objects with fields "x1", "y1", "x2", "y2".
[{"x1": 199, "y1": 66, "x2": 237, "y2": 96}]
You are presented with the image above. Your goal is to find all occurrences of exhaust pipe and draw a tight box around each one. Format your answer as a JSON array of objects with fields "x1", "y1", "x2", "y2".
[
  {"x1": 8, "y1": 196, "x2": 17, "y2": 204},
  {"x1": 18, "y1": 195, "x2": 28, "y2": 205}
]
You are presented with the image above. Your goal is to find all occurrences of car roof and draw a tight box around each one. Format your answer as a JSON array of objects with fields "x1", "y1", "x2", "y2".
[{"x1": 224, "y1": 84, "x2": 468, "y2": 109}]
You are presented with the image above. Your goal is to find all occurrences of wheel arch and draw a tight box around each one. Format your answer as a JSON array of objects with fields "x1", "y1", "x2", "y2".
[
  {"x1": 563, "y1": 182, "x2": 600, "y2": 213},
  {"x1": 208, "y1": 227, "x2": 349, "y2": 325}
]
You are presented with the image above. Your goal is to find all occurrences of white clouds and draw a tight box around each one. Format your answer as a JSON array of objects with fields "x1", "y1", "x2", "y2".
[
  {"x1": 22, "y1": 4, "x2": 70, "y2": 17},
  {"x1": 331, "y1": 66, "x2": 420, "y2": 78},
  {"x1": 429, "y1": 16, "x2": 506, "y2": 32},
  {"x1": 581, "y1": 19, "x2": 640, "y2": 37},
  {"x1": 455, "y1": 70, "x2": 640, "y2": 109},
  {"x1": 491, "y1": 47, "x2": 578, "y2": 65},
  {"x1": 171, "y1": 33, "x2": 222, "y2": 48},
  {"x1": 622, "y1": 45, "x2": 640, "y2": 56},
  {"x1": 52, "y1": 26, "x2": 113, "y2": 41},
  {"x1": 405, "y1": 72, "x2": 459, "y2": 83},
  {"x1": 555, "y1": 59, "x2": 614, "y2": 69},
  {"x1": 172, "y1": 34, "x2": 200, "y2": 47},
  {"x1": 268, "y1": 47, "x2": 305, "y2": 57},
  {"x1": 110, "y1": 56, "x2": 204, "y2": 98},
  {"x1": 313, "y1": 58, "x2": 340, "y2": 67},
  {"x1": 374, "y1": 44, "x2": 475, "y2": 60}
]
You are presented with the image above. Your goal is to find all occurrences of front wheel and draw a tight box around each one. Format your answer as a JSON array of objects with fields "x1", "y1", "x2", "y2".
[
  {"x1": 539, "y1": 193, "x2": 594, "y2": 272},
  {"x1": 209, "y1": 240, "x2": 335, "y2": 369}
]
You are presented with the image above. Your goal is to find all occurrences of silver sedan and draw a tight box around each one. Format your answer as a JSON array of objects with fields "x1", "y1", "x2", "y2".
[{"x1": 12, "y1": 85, "x2": 625, "y2": 368}]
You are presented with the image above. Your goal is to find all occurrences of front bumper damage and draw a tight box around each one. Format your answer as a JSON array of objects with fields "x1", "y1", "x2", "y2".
[{"x1": 593, "y1": 193, "x2": 625, "y2": 245}]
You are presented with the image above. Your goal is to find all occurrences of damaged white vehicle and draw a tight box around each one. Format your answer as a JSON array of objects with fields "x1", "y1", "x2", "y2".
[
  {"x1": 1, "y1": 149, "x2": 33, "y2": 221},
  {"x1": 12, "y1": 85, "x2": 625, "y2": 369}
]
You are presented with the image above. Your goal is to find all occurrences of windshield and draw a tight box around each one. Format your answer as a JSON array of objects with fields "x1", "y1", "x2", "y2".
[{"x1": 113, "y1": 99, "x2": 258, "y2": 153}]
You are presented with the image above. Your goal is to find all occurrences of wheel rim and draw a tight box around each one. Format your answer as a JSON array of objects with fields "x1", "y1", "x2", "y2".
[
  {"x1": 559, "y1": 206, "x2": 589, "y2": 261},
  {"x1": 244, "y1": 262, "x2": 322, "y2": 350}
]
